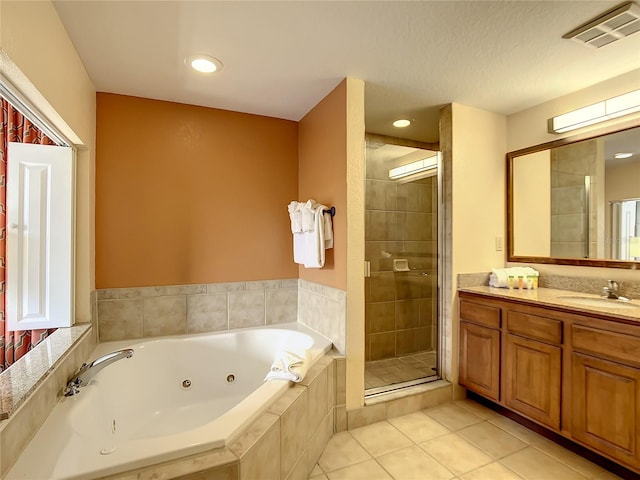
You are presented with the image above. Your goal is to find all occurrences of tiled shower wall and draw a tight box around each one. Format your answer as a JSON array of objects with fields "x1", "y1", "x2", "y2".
[
  {"x1": 550, "y1": 139, "x2": 601, "y2": 258},
  {"x1": 96, "y1": 279, "x2": 347, "y2": 354},
  {"x1": 364, "y1": 144, "x2": 438, "y2": 361}
]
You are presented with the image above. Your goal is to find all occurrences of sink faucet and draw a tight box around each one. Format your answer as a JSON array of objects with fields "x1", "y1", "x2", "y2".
[
  {"x1": 64, "y1": 349, "x2": 134, "y2": 396},
  {"x1": 602, "y1": 280, "x2": 620, "y2": 299}
]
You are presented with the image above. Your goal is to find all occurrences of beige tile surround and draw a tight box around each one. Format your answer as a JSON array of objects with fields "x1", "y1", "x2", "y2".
[
  {"x1": 99, "y1": 354, "x2": 346, "y2": 480},
  {"x1": 97, "y1": 279, "x2": 347, "y2": 355},
  {"x1": 97, "y1": 279, "x2": 299, "y2": 341},
  {"x1": 1, "y1": 278, "x2": 346, "y2": 479},
  {"x1": 0, "y1": 324, "x2": 95, "y2": 478}
]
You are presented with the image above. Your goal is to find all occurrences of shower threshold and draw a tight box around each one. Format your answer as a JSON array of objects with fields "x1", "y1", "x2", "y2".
[{"x1": 365, "y1": 374, "x2": 440, "y2": 399}]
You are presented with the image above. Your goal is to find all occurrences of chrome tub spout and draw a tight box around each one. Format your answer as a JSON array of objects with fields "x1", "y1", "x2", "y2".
[{"x1": 64, "y1": 349, "x2": 134, "y2": 396}]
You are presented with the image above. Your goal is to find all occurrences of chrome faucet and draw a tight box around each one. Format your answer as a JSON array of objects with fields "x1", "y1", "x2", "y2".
[
  {"x1": 602, "y1": 280, "x2": 620, "y2": 299},
  {"x1": 64, "y1": 349, "x2": 134, "y2": 396}
]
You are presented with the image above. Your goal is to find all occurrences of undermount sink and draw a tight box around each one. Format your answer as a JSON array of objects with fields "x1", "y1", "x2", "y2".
[{"x1": 557, "y1": 295, "x2": 639, "y2": 309}]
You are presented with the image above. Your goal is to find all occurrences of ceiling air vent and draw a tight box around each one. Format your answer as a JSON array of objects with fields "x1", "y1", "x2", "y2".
[{"x1": 563, "y1": 1, "x2": 640, "y2": 48}]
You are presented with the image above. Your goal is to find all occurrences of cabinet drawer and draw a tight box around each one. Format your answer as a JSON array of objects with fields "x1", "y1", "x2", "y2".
[
  {"x1": 460, "y1": 300, "x2": 501, "y2": 328},
  {"x1": 507, "y1": 311, "x2": 562, "y2": 345},
  {"x1": 572, "y1": 325, "x2": 640, "y2": 366}
]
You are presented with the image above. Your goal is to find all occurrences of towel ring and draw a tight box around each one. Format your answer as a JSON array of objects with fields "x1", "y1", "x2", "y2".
[{"x1": 323, "y1": 206, "x2": 336, "y2": 217}]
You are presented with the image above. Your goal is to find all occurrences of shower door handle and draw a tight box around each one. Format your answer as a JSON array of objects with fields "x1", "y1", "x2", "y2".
[{"x1": 364, "y1": 261, "x2": 371, "y2": 278}]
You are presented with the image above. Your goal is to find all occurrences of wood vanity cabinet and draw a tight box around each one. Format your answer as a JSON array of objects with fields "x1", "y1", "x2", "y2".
[
  {"x1": 569, "y1": 321, "x2": 640, "y2": 470},
  {"x1": 503, "y1": 309, "x2": 562, "y2": 430},
  {"x1": 459, "y1": 297, "x2": 501, "y2": 402},
  {"x1": 458, "y1": 291, "x2": 640, "y2": 474}
]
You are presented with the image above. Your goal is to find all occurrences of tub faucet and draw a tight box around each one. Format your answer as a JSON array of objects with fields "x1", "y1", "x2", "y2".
[
  {"x1": 602, "y1": 280, "x2": 620, "y2": 299},
  {"x1": 64, "y1": 349, "x2": 134, "y2": 396}
]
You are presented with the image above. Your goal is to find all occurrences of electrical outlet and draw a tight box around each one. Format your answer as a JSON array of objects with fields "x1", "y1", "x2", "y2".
[{"x1": 495, "y1": 236, "x2": 504, "y2": 251}]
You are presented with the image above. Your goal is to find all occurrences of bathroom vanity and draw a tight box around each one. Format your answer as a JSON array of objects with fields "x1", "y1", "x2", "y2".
[{"x1": 458, "y1": 286, "x2": 640, "y2": 474}]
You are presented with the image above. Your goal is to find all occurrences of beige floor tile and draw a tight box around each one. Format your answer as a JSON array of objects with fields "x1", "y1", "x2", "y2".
[
  {"x1": 350, "y1": 421, "x2": 413, "y2": 457},
  {"x1": 530, "y1": 441, "x2": 622, "y2": 479},
  {"x1": 457, "y1": 421, "x2": 528, "y2": 459},
  {"x1": 310, "y1": 474, "x2": 329, "y2": 480},
  {"x1": 377, "y1": 445, "x2": 455, "y2": 480},
  {"x1": 419, "y1": 432, "x2": 493, "y2": 476},
  {"x1": 487, "y1": 415, "x2": 547, "y2": 445},
  {"x1": 388, "y1": 411, "x2": 451, "y2": 443},
  {"x1": 500, "y1": 446, "x2": 590, "y2": 480},
  {"x1": 423, "y1": 403, "x2": 484, "y2": 431},
  {"x1": 326, "y1": 459, "x2": 392, "y2": 480},
  {"x1": 591, "y1": 468, "x2": 626, "y2": 480},
  {"x1": 454, "y1": 398, "x2": 500, "y2": 419},
  {"x1": 318, "y1": 431, "x2": 372, "y2": 473},
  {"x1": 459, "y1": 461, "x2": 525, "y2": 479},
  {"x1": 310, "y1": 464, "x2": 324, "y2": 477}
]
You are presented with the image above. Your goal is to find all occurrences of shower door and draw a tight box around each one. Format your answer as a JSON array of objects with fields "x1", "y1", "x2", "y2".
[{"x1": 364, "y1": 137, "x2": 440, "y2": 396}]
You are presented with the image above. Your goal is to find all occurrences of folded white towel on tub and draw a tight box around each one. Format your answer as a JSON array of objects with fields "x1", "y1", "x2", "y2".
[{"x1": 264, "y1": 349, "x2": 310, "y2": 382}]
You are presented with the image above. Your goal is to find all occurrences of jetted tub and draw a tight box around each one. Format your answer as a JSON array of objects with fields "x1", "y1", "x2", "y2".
[{"x1": 7, "y1": 323, "x2": 332, "y2": 480}]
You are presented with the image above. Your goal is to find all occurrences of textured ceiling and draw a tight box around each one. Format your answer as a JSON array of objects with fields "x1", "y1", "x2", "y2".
[{"x1": 54, "y1": 1, "x2": 640, "y2": 142}]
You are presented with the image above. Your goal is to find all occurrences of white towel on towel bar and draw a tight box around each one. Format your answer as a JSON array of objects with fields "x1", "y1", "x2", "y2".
[
  {"x1": 288, "y1": 201, "x2": 303, "y2": 233},
  {"x1": 288, "y1": 199, "x2": 334, "y2": 267},
  {"x1": 301, "y1": 200, "x2": 316, "y2": 232},
  {"x1": 323, "y1": 210, "x2": 333, "y2": 249},
  {"x1": 264, "y1": 349, "x2": 310, "y2": 382},
  {"x1": 304, "y1": 203, "x2": 330, "y2": 268}
]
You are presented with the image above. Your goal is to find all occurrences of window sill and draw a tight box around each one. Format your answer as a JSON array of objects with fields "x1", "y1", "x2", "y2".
[{"x1": 0, "y1": 324, "x2": 91, "y2": 419}]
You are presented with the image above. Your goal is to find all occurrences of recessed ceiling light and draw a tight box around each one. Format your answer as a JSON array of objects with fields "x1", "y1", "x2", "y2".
[
  {"x1": 393, "y1": 119, "x2": 411, "y2": 128},
  {"x1": 185, "y1": 54, "x2": 223, "y2": 74},
  {"x1": 614, "y1": 152, "x2": 633, "y2": 159}
]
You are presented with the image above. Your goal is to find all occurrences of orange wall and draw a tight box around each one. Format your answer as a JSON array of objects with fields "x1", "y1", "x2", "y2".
[
  {"x1": 298, "y1": 81, "x2": 348, "y2": 290},
  {"x1": 96, "y1": 93, "x2": 299, "y2": 288}
]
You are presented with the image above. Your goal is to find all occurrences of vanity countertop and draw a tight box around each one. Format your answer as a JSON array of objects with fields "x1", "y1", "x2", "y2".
[{"x1": 458, "y1": 286, "x2": 640, "y2": 323}]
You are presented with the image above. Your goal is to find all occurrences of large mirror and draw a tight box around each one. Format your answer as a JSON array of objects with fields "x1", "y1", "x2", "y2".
[{"x1": 508, "y1": 121, "x2": 640, "y2": 269}]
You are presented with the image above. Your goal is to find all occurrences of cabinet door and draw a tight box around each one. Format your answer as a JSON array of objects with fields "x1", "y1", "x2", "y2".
[
  {"x1": 504, "y1": 334, "x2": 561, "y2": 430},
  {"x1": 572, "y1": 352, "x2": 640, "y2": 470},
  {"x1": 459, "y1": 321, "x2": 500, "y2": 401}
]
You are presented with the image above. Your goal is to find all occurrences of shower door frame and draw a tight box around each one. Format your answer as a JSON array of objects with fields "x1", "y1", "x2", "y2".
[{"x1": 363, "y1": 134, "x2": 443, "y2": 398}]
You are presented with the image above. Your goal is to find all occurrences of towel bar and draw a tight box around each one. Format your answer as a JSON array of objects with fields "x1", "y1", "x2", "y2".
[{"x1": 323, "y1": 206, "x2": 336, "y2": 217}]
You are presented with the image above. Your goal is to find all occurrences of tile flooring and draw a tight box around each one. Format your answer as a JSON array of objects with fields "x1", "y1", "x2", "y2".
[
  {"x1": 311, "y1": 399, "x2": 622, "y2": 480},
  {"x1": 365, "y1": 351, "x2": 437, "y2": 389}
]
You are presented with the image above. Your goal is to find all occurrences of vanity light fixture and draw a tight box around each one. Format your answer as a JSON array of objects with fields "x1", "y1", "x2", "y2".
[
  {"x1": 185, "y1": 54, "x2": 223, "y2": 74},
  {"x1": 563, "y1": 1, "x2": 640, "y2": 48},
  {"x1": 548, "y1": 88, "x2": 640, "y2": 134},
  {"x1": 392, "y1": 119, "x2": 411, "y2": 128},
  {"x1": 614, "y1": 152, "x2": 634, "y2": 159},
  {"x1": 389, "y1": 154, "x2": 438, "y2": 180}
]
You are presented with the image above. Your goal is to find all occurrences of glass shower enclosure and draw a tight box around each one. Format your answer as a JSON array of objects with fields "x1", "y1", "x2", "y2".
[{"x1": 364, "y1": 137, "x2": 441, "y2": 396}]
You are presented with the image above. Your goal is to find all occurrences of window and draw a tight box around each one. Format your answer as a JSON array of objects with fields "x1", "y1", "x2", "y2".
[{"x1": 6, "y1": 142, "x2": 75, "y2": 330}]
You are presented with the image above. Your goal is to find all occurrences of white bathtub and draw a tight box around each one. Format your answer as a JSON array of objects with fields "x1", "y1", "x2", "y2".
[{"x1": 7, "y1": 323, "x2": 332, "y2": 480}]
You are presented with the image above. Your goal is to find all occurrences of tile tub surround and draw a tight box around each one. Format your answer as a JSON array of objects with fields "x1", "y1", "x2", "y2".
[
  {"x1": 298, "y1": 280, "x2": 347, "y2": 354},
  {"x1": 96, "y1": 354, "x2": 345, "y2": 480},
  {"x1": 96, "y1": 279, "x2": 299, "y2": 341},
  {"x1": 0, "y1": 324, "x2": 95, "y2": 477}
]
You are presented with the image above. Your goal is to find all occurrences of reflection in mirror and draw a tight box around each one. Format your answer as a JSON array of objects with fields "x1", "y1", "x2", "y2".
[{"x1": 508, "y1": 123, "x2": 640, "y2": 268}]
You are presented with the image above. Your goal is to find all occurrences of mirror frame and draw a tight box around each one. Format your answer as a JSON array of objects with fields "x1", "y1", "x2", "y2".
[{"x1": 507, "y1": 118, "x2": 640, "y2": 269}]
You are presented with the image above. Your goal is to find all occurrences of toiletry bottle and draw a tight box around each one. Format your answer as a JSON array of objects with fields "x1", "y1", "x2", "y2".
[
  {"x1": 527, "y1": 276, "x2": 534, "y2": 290},
  {"x1": 508, "y1": 276, "x2": 514, "y2": 290},
  {"x1": 532, "y1": 276, "x2": 539, "y2": 289},
  {"x1": 518, "y1": 276, "x2": 524, "y2": 289}
]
